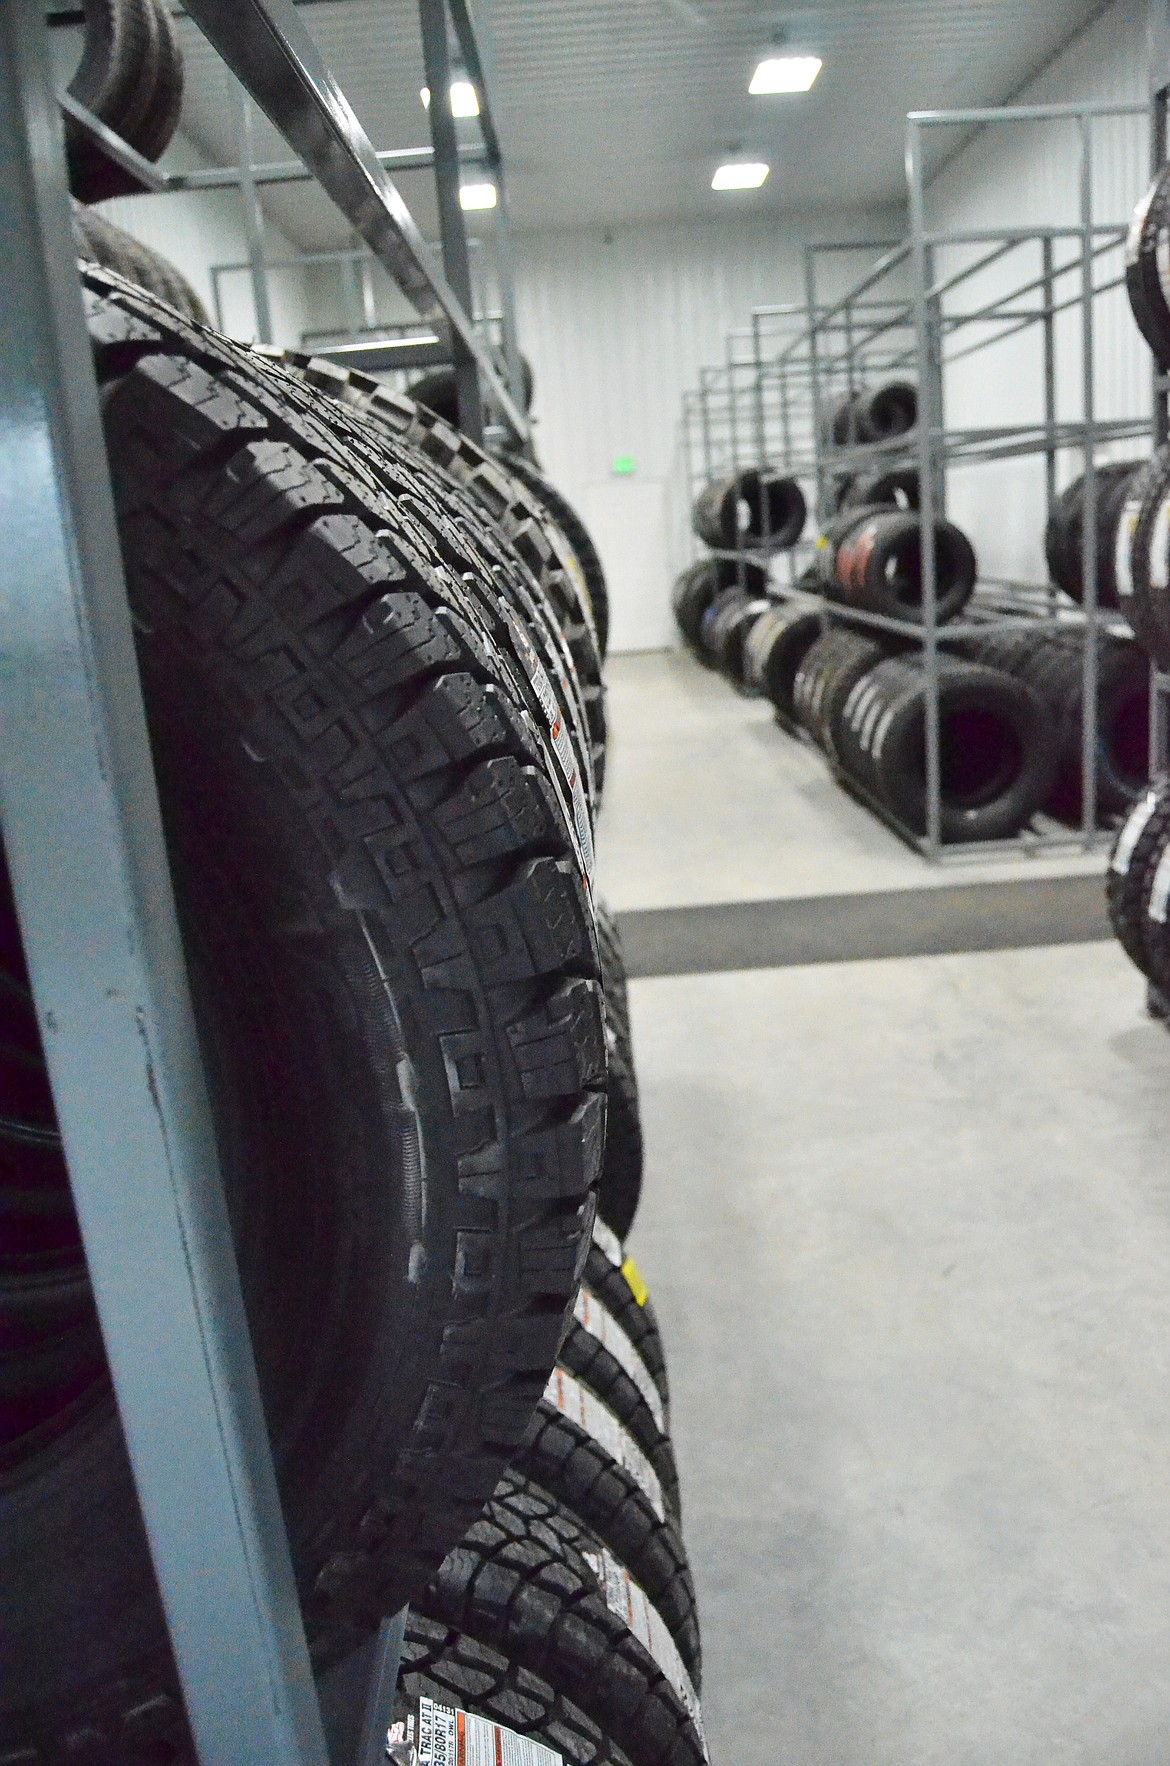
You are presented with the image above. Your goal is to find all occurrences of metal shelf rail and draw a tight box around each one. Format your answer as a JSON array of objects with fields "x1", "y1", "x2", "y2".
[
  {"x1": 681, "y1": 100, "x2": 1152, "y2": 861},
  {"x1": 0, "y1": 0, "x2": 531, "y2": 1759}
]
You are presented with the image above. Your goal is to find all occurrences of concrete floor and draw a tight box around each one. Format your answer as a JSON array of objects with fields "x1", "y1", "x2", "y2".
[
  {"x1": 602, "y1": 652, "x2": 1170, "y2": 1766},
  {"x1": 596, "y1": 652, "x2": 1105, "y2": 912}
]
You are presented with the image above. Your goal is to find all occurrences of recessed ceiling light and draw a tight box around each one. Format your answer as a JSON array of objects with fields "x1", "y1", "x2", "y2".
[
  {"x1": 712, "y1": 161, "x2": 770, "y2": 191},
  {"x1": 749, "y1": 55, "x2": 822, "y2": 94},
  {"x1": 420, "y1": 81, "x2": 480, "y2": 117},
  {"x1": 459, "y1": 181, "x2": 497, "y2": 210},
  {"x1": 450, "y1": 80, "x2": 480, "y2": 117}
]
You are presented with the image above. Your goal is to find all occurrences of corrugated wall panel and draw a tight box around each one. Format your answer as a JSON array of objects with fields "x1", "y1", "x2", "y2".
[{"x1": 513, "y1": 212, "x2": 900, "y2": 649}]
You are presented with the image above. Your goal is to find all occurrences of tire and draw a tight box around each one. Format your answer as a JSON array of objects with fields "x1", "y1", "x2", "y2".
[
  {"x1": 71, "y1": 201, "x2": 209, "y2": 326},
  {"x1": 672, "y1": 561, "x2": 767, "y2": 651},
  {"x1": 595, "y1": 901, "x2": 632, "y2": 1071},
  {"x1": 396, "y1": 1612, "x2": 638, "y2": 1766},
  {"x1": 271, "y1": 353, "x2": 606, "y2": 804},
  {"x1": 132, "y1": 0, "x2": 185, "y2": 165},
  {"x1": 599, "y1": 1034, "x2": 644, "y2": 1242},
  {"x1": 1126, "y1": 168, "x2": 1170, "y2": 367},
  {"x1": 840, "y1": 467, "x2": 919, "y2": 512},
  {"x1": 1142, "y1": 821, "x2": 1170, "y2": 997},
  {"x1": 417, "y1": 1472, "x2": 708, "y2": 1766},
  {"x1": 742, "y1": 605, "x2": 823, "y2": 719},
  {"x1": 1116, "y1": 447, "x2": 1170, "y2": 665},
  {"x1": 503, "y1": 454, "x2": 611, "y2": 662},
  {"x1": 1106, "y1": 781, "x2": 1170, "y2": 976},
  {"x1": 586, "y1": 1225, "x2": 670, "y2": 1422},
  {"x1": 513, "y1": 1367, "x2": 698, "y2": 1681},
  {"x1": 823, "y1": 507, "x2": 977, "y2": 625},
  {"x1": 65, "y1": 0, "x2": 180, "y2": 201},
  {"x1": 0, "y1": 268, "x2": 609, "y2": 1758},
  {"x1": 712, "y1": 597, "x2": 773, "y2": 686},
  {"x1": 692, "y1": 471, "x2": 805, "y2": 552},
  {"x1": 957, "y1": 626, "x2": 1149, "y2": 821},
  {"x1": 851, "y1": 381, "x2": 917, "y2": 443},
  {"x1": 834, "y1": 654, "x2": 1059, "y2": 841},
  {"x1": 561, "y1": 1285, "x2": 673, "y2": 1474},
  {"x1": 410, "y1": 357, "x2": 537, "y2": 425},
  {"x1": 793, "y1": 627, "x2": 888, "y2": 760},
  {"x1": 1044, "y1": 463, "x2": 1142, "y2": 610}
]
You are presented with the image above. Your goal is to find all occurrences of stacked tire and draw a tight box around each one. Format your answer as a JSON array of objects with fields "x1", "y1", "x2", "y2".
[{"x1": 0, "y1": 244, "x2": 676, "y2": 1761}]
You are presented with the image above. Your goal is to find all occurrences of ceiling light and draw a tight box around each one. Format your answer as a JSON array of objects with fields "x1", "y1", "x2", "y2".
[
  {"x1": 450, "y1": 80, "x2": 480, "y2": 117},
  {"x1": 459, "y1": 181, "x2": 497, "y2": 210},
  {"x1": 712, "y1": 161, "x2": 769, "y2": 191},
  {"x1": 420, "y1": 81, "x2": 480, "y2": 117},
  {"x1": 749, "y1": 55, "x2": 822, "y2": 94}
]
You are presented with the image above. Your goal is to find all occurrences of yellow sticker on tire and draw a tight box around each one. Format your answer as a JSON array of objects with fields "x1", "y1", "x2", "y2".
[{"x1": 621, "y1": 1254, "x2": 649, "y2": 1307}]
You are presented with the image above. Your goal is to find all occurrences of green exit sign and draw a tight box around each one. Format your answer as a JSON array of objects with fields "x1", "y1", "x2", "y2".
[{"x1": 611, "y1": 454, "x2": 637, "y2": 476}]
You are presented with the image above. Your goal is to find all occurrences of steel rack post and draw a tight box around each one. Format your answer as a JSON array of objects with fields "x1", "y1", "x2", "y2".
[
  {"x1": 1078, "y1": 111, "x2": 1101, "y2": 843},
  {"x1": 803, "y1": 245, "x2": 829, "y2": 523},
  {"x1": 238, "y1": 89, "x2": 275, "y2": 344},
  {"x1": 907, "y1": 114, "x2": 944, "y2": 854},
  {"x1": 1041, "y1": 234, "x2": 1058, "y2": 530},
  {"x1": 0, "y1": 6, "x2": 331, "y2": 1760},
  {"x1": 183, "y1": 0, "x2": 528, "y2": 442},
  {"x1": 419, "y1": 0, "x2": 484, "y2": 440}
]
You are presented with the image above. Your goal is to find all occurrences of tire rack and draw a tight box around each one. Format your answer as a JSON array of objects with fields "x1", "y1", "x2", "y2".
[
  {"x1": 1146, "y1": 66, "x2": 1170, "y2": 1019},
  {"x1": 681, "y1": 98, "x2": 1153, "y2": 860},
  {"x1": 0, "y1": 1, "x2": 530, "y2": 1761}
]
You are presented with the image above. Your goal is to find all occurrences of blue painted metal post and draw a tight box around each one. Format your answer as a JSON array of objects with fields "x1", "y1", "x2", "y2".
[{"x1": 0, "y1": 6, "x2": 329, "y2": 1760}]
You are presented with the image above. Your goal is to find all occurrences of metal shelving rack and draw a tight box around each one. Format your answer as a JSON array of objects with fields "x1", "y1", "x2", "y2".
[
  {"x1": 0, "y1": 0, "x2": 528, "y2": 1759},
  {"x1": 681, "y1": 98, "x2": 1152, "y2": 860}
]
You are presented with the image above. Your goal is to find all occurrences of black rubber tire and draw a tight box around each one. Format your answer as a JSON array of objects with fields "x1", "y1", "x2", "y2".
[
  {"x1": 132, "y1": 0, "x2": 185, "y2": 165},
  {"x1": 409, "y1": 357, "x2": 537, "y2": 426},
  {"x1": 271, "y1": 353, "x2": 606, "y2": 806},
  {"x1": 822, "y1": 506, "x2": 977, "y2": 625},
  {"x1": 599, "y1": 1036, "x2": 644, "y2": 1243},
  {"x1": 1142, "y1": 815, "x2": 1170, "y2": 997},
  {"x1": 1106, "y1": 782, "x2": 1170, "y2": 977},
  {"x1": 1044, "y1": 463, "x2": 1142, "y2": 610},
  {"x1": 503, "y1": 454, "x2": 611, "y2": 663},
  {"x1": 65, "y1": 0, "x2": 154, "y2": 201},
  {"x1": 742, "y1": 604, "x2": 824, "y2": 719},
  {"x1": 71, "y1": 201, "x2": 209, "y2": 326},
  {"x1": 512, "y1": 1369, "x2": 697, "y2": 1681},
  {"x1": 840, "y1": 467, "x2": 919, "y2": 512},
  {"x1": 834, "y1": 654, "x2": 1059, "y2": 842},
  {"x1": 396, "y1": 1612, "x2": 638, "y2": 1766},
  {"x1": 1126, "y1": 168, "x2": 1170, "y2": 368},
  {"x1": 712, "y1": 596, "x2": 773, "y2": 686},
  {"x1": 851, "y1": 380, "x2": 917, "y2": 443},
  {"x1": 417, "y1": 1472, "x2": 707, "y2": 1766},
  {"x1": 793, "y1": 627, "x2": 889, "y2": 760},
  {"x1": 692, "y1": 470, "x2": 805, "y2": 552},
  {"x1": 956, "y1": 626, "x2": 1150, "y2": 821},
  {"x1": 561, "y1": 1285, "x2": 674, "y2": 1484},
  {"x1": 671, "y1": 561, "x2": 767, "y2": 651},
  {"x1": 820, "y1": 391, "x2": 863, "y2": 449},
  {"x1": 0, "y1": 268, "x2": 609, "y2": 1760},
  {"x1": 595, "y1": 901, "x2": 632, "y2": 1071},
  {"x1": 1116, "y1": 446, "x2": 1170, "y2": 666},
  {"x1": 586, "y1": 1227, "x2": 670, "y2": 1423}
]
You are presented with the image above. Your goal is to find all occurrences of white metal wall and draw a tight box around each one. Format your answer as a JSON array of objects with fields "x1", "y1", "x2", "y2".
[
  {"x1": 95, "y1": 135, "x2": 309, "y2": 347},
  {"x1": 923, "y1": 0, "x2": 1153, "y2": 585},
  {"x1": 512, "y1": 211, "x2": 902, "y2": 651}
]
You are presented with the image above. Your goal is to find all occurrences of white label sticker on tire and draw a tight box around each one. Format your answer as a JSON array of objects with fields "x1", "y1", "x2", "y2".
[
  {"x1": 1158, "y1": 224, "x2": 1170, "y2": 303},
  {"x1": 414, "y1": 1697, "x2": 563, "y2": 1766},
  {"x1": 545, "y1": 1366, "x2": 665, "y2": 1519},
  {"x1": 579, "y1": 1546, "x2": 708, "y2": 1759},
  {"x1": 1150, "y1": 496, "x2": 1170, "y2": 594},
  {"x1": 1111, "y1": 787, "x2": 1159, "y2": 875},
  {"x1": 1147, "y1": 841, "x2": 1170, "y2": 925},
  {"x1": 1128, "y1": 184, "x2": 1154, "y2": 267},
  {"x1": 574, "y1": 1287, "x2": 666, "y2": 1430},
  {"x1": 1115, "y1": 495, "x2": 1141, "y2": 601},
  {"x1": 592, "y1": 1217, "x2": 624, "y2": 1266}
]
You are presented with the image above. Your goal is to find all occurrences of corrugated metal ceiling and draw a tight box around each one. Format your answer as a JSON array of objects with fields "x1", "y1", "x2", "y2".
[{"x1": 166, "y1": 0, "x2": 1115, "y2": 247}]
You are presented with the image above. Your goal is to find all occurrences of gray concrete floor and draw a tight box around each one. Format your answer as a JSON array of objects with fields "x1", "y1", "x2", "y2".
[
  {"x1": 602, "y1": 653, "x2": 1170, "y2": 1766},
  {"x1": 596, "y1": 652, "x2": 1104, "y2": 911}
]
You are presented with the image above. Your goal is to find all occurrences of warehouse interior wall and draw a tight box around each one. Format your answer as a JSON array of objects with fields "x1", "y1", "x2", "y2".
[
  {"x1": 510, "y1": 212, "x2": 904, "y2": 653},
  {"x1": 95, "y1": 135, "x2": 309, "y2": 347},
  {"x1": 923, "y1": 0, "x2": 1151, "y2": 587}
]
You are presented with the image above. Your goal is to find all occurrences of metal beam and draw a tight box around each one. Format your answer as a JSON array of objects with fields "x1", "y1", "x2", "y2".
[
  {"x1": 419, "y1": 0, "x2": 484, "y2": 438},
  {"x1": 182, "y1": 0, "x2": 527, "y2": 439},
  {"x1": 0, "y1": 7, "x2": 329, "y2": 1761},
  {"x1": 446, "y1": 0, "x2": 501, "y2": 168}
]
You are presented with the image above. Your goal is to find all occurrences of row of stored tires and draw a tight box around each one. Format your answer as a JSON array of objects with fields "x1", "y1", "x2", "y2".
[
  {"x1": 0, "y1": 231, "x2": 707, "y2": 1764},
  {"x1": 673, "y1": 572, "x2": 1149, "y2": 842}
]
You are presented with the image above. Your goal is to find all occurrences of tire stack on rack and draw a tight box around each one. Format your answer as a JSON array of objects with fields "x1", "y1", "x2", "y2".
[
  {"x1": 0, "y1": 201, "x2": 705, "y2": 1760},
  {"x1": 676, "y1": 467, "x2": 807, "y2": 686},
  {"x1": 1104, "y1": 165, "x2": 1170, "y2": 996}
]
